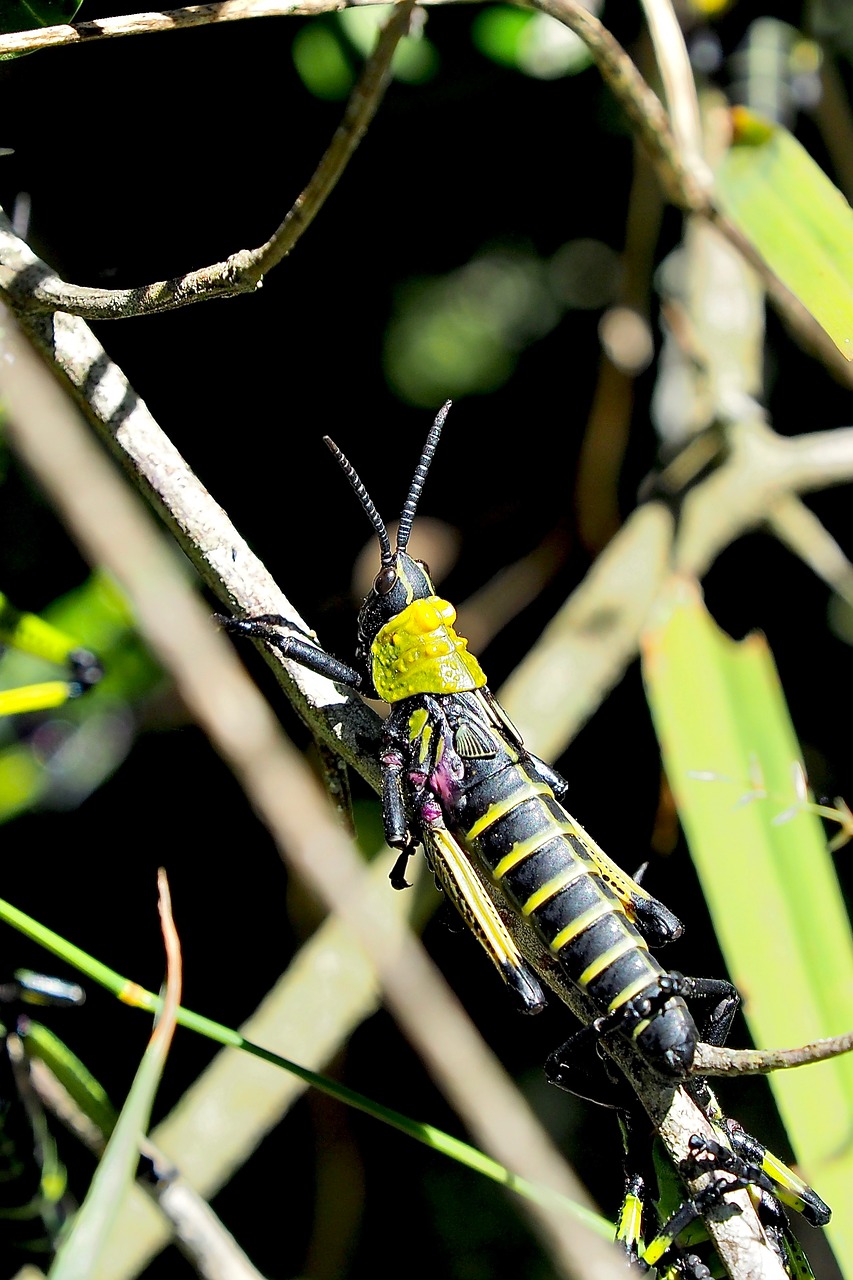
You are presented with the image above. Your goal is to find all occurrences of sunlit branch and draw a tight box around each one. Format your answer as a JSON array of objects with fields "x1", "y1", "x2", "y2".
[
  {"x1": 0, "y1": 1, "x2": 414, "y2": 320},
  {"x1": 696, "y1": 1031, "x2": 853, "y2": 1078}
]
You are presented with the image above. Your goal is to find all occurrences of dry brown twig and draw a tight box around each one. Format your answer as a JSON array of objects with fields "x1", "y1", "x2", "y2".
[
  {"x1": 0, "y1": 0, "x2": 415, "y2": 320},
  {"x1": 0, "y1": 0, "x2": 848, "y2": 400}
]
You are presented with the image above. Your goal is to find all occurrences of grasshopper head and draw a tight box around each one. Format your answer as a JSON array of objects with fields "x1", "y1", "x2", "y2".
[
  {"x1": 356, "y1": 549, "x2": 436, "y2": 654},
  {"x1": 324, "y1": 401, "x2": 451, "y2": 673}
]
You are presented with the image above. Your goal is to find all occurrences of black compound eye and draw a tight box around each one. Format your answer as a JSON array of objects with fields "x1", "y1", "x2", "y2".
[{"x1": 374, "y1": 566, "x2": 397, "y2": 595}]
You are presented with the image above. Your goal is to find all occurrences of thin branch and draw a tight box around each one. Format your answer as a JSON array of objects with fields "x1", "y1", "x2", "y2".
[
  {"x1": 638, "y1": 0, "x2": 711, "y2": 193},
  {"x1": 696, "y1": 1031, "x2": 853, "y2": 1078},
  {"x1": 0, "y1": 0, "x2": 745, "y2": 237},
  {"x1": 527, "y1": 0, "x2": 710, "y2": 212},
  {"x1": 498, "y1": 413, "x2": 853, "y2": 759},
  {"x1": 0, "y1": 0, "x2": 847, "y2": 401},
  {"x1": 0, "y1": 0, "x2": 402, "y2": 57},
  {"x1": 767, "y1": 492, "x2": 853, "y2": 610},
  {"x1": 0, "y1": 2, "x2": 413, "y2": 320},
  {"x1": 0, "y1": 0, "x2": 708, "y2": 222},
  {"x1": 533, "y1": 0, "x2": 853, "y2": 380},
  {"x1": 676, "y1": 414, "x2": 853, "y2": 573},
  {"x1": 29, "y1": 1062, "x2": 271, "y2": 1280},
  {"x1": 0, "y1": 0, "x2": 713, "y2": 327},
  {"x1": 246, "y1": 0, "x2": 416, "y2": 279}
]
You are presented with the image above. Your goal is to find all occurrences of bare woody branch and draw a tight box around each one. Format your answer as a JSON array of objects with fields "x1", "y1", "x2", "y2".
[
  {"x1": 0, "y1": 0, "x2": 711, "y2": 328},
  {"x1": 0, "y1": 0, "x2": 703, "y2": 223},
  {"x1": 0, "y1": 0, "x2": 393, "y2": 57},
  {"x1": 0, "y1": 0, "x2": 414, "y2": 320},
  {"x1": 696, "y1": 1031, "x2": 853, "y2": 1079},
  {"x1": 1, "y1": 0, "x2": 849, "y2": 395}
]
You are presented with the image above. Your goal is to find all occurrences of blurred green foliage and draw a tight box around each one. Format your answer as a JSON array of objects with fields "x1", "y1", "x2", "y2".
[
  {"x1": 0, "y1": 572, "x2": 160, "y2": 821},
  {"x1": 292, "y1": 7, "x2": 439, "y2": 100}
]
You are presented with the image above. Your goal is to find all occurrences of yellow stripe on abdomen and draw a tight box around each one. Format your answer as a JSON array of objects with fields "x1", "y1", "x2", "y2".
[
  {"x1": 465, "y1": 781, "x2": 552, "y2": 841},
  {"x1": 493, "y1": 822, "x2": 576, "y2": 880},
  {"x1": 577, "y1": 933, "x2": 647, "y2": 987},
  {"x1": 607, "y1": 970, "x2": 659, "y2": 1015},
  {"x1": 550, "y1": 899, "x2": 614, "y2": 955},
  {"x1": 521, "y1": 863, "x2": 595, "y2": 916}
]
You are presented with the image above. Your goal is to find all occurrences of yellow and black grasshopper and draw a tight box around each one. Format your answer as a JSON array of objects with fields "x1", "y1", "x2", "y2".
[
  {"x1": 218, "y1": 402, "x2": 741, "y2": 1085},
  {"x1": 217, "y1": 402, "x2": 833, "y2": 1267}
]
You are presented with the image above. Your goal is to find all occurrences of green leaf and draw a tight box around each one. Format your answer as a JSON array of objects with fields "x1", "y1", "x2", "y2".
[
  {"x1": 24, "y1": 1021, "x2": 117, "y2": 1140},
  {"x1": 47, "y1": 874, "x2": 180, "y2": 1280},
  {"x1": 642, "y1": 576, "x2": 853, "y2": 1276},
  {"x1": 0, "y1": 571, "x2": 158, "y2": 820},
  {"x1": 716, "y1": 108, "x2": 853, "y2": 360},
  {"x1": 471, "y1": 8, "x2": 533, "y2": 67}
]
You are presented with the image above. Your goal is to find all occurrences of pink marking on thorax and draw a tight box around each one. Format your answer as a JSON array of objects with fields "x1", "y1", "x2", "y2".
[
  {"x1": 429, "y1": 755, "x2": 460, "y2": 804},
  {"x1": 421, "y1": 797, "x2": 443, "y2": 825}
]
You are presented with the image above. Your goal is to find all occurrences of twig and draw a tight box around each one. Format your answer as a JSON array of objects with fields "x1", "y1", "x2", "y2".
[
  {"x1": 153, "y1": 869, "x2": 181, "y2": 1055},
  {"x1": 28, "y1": 1061, "x2": 272, "y2": 1280},
  {"x1": 696, "y1": 1031, "x2": 853, "y2": 1078},
  {"x1": 527, "y1": 0, "x2": 710, "y2": 212},
  {"x1": 767, "y1": 491, "x2": 853, "y2": 610},
  {"x1": 0, "y1": 0, "x2": 407, "y2": 57},
  {"x1": 0, "y1": 0, "x2": 847, "y2": 402},
  {"x1": 499, "y1": 412, "x2": 853, "y2": 758},
  {"x1": 0, "y1": 0, "x2": 707, "y2": 223},
  {"x1": 0, "y1": 0, "x2": 711, "y2": 327},
  {"x1": 0, "y1": 2, "x2": 413, "y2": 320},
  {"x1": 638, "y1": 0, "x2": 710, "y2": 193},
  {"x1": 245, "y1": 0, "x2": 417, "y2": 279}
]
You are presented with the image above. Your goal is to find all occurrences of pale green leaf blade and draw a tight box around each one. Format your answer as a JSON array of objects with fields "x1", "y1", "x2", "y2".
[
  {"x1": 642, "y1": 576, "x2": 853, "y2": 1274},
  {"x1": 716, "y1": 109, "x2": 853, "y2": 359},
  {"x1": 48, "y1": 873, "x2": 180, "y2": 1280}
]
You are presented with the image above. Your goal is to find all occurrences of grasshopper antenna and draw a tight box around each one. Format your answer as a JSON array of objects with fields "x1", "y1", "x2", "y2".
[
  {"x1": 324, "y1": 436, "x2": 393, "y2": 567},
  {"x1": 396, "y1": 400, "x2": 451, "y2": 554}
]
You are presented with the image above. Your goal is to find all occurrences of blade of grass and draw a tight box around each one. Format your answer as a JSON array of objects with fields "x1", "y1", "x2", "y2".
[
  {"x1": 642, "y1": 575, "x2": 853, "y2": 1273},
  {"x1": 0, "y1": 892, "x2": 610, "y2": 1239},
  {"x1": 48, "y1": 871, "x2": 182, "y2": 1280},
  {"x1": 716, "y1": 107, "x2": 853, "y2": 360}
]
